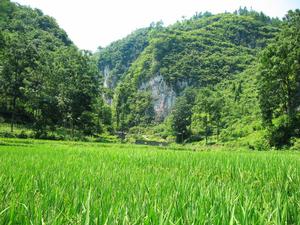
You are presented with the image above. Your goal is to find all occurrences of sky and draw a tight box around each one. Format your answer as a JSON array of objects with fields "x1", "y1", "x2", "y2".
[{"x1": 13, "y1": 0, "x2": 300, "y2": 51}]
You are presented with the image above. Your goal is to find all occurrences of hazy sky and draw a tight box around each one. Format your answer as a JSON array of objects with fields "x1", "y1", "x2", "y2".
[{"x1": 13, "y1": 0, "x2": 300, "y2": 51}]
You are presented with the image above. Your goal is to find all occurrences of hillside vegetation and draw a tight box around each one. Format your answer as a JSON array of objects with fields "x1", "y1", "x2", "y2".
[
  {"x1": 0, "y1": 0, "x2": 101, "y2": 138},
  {"x1": 109, "y1": 10, "x2": 280, "y2": 132},
  {"x1": 0, "y1": 1, "x2": 299, "y2": 149}
]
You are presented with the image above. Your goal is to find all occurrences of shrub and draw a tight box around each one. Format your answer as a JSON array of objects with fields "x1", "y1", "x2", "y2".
[
  {"x1": 290, "y1": 138, "x2": 300, "y2": 151},
  {"x1": 1, "y1": 132, "x2": 16, "y2": 138},
  {"x1": 267, "y1": 123, "x2": 292, "y2": 148},
  {"x1": 252, "y1": 138, "x2": 270, "y2": 151},
  {"x1": 34, "y1": 131, "x2": 48, "y2": 139},
  {"x1": 17, "y1": 131, "x2": 28, "y2": 139}
]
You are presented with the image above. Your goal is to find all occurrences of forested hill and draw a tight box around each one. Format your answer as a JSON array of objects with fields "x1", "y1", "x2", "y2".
[
  {"x1": 0, "y1": 0, "x2": 72, "y2": 47},
  {"x1": 98, "y1": 9, "x2": 281, "y2": 129},
  {"x1": 97, "y1": 24, "x2": 162, "y2": 104},
  {"x1": 1, "y1": 1, "x2": 299, "y2": 149},
  {"x1": 0, "y1": 0, "x2": 100, "y2": 136}
]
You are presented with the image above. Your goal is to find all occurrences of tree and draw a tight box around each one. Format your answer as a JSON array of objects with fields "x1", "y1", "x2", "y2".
[
  {"x1": 171, "y1": 97, "x2": 191, "y2": 143},
  {"x1": 53, "y1": 47, "x2": 100, "y2": 136},
  {"x1": 0, "y1": 1, "x2": 104, "y2": 138},
  {"x1": 257, "y1": 10, "x2": 300, "y2": 147},
  {"x1": 0, "y1": 34, "x2": 39, "y2": 132},
  {"x1": 22, "y1": 48, "x2": 59, "y2": 134},
  {"x1": 0, "y1": 0, "x2": 14, "y2": 24},
  {"x1": 95, "y1": 98, "x2": 113, "y2": 133},
  {"x1": 171, "y1": 88, "x2": 196, "y2": 143},
  {"x1": 192, "y1": 88, "x2": 223, "y2": 144}
]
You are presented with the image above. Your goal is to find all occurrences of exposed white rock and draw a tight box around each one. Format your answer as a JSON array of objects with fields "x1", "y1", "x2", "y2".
[
  {"x1": 139, "y1": 75, "x2": 177, "y2": 121},
  {"x1": 102, "y1": 66, "x2": 113, "y2": 105},
  {"x1": 103, "y1": 66, "x2": 111, "y2": 88},
  {"x1": 103, "y1": 66, "x2": 189, "y2": 119}
]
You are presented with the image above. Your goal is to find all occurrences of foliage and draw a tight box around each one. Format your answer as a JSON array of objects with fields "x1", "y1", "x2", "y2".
[
  {"x1": 97, "y1": 26, "x2": 160, "y2": 105},
  {"x1": 110, "y1": 10, "x2": 280, "y2": 133},
  {"x1": 0, "y1": 1, "x2": 106, "y2": 137},
  {"x1": 192, "y1": 87, "x2": 223, "y2": 144},
  {"x1": 1, "y1": 1, "x2": 298, "y2": 149},
  {"x1": 257, "y1": 10, "x2": 300, "y2": 147},
  {"x1": 1, "y1": 139, "x2": 300, "y2": 223},
  {"x1": 171, "y1": 88, "x2": 196, "y2": 143}
]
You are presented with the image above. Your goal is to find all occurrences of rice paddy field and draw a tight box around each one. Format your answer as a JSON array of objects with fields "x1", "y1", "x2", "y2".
[{"x1": 0, "y1": 138, "x2": 300, "y2": 225}]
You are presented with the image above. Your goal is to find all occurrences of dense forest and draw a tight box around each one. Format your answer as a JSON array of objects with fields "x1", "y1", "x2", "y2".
[
  {"x1": 0, "y1": 0, "x2": 299, "y2": 149},
  {"x1": 0, "y1": 0, "x2": 101, "y2": 138}
]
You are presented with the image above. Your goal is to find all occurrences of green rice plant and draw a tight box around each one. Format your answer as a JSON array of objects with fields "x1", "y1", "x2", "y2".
[{"x1": 0, "y1": 138, "x2": 299, "y2": 224}]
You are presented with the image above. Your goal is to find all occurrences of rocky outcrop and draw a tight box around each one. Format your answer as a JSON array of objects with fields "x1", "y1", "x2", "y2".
[
  {"x1": 103, "y1": 66, "x2": 111, "y2": 89},
  {"x1": 103, "y1": 66, "x2": 189, "y2": 121},
  {"x1": 103, "y1": 66, "x2": 120, "y2": 90},
  {"x1": 139, "y1": 75, "x2": 177, "y2": 121},
  {"x1": 102, "y1": 66, "x2": 119, "y2": 105}
]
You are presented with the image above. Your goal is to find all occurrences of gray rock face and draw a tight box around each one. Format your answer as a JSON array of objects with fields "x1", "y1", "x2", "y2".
[
  {"x1": 139, "y1": 75, "x2": 177, "y2": 121},
  {"x1": 102, "y1": 66, "x2": 117, "y2": 105},
  {"x1": 103, "y1": 66, "x2": 119, "y2": 90},
  {"x1": 103, "y1": 67, "x2": 189, "y2": 120},
  {"x1": 102, "y1": 66, "x2": 115, "y2": 105},
  {"x1": 103, "y1": 66, "x2": 111, "y2": 89}
]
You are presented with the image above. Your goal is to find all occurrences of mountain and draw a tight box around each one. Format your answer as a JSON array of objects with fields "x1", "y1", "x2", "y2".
[
  {"x1": 97, "y1": 9, "x2": 281, "y2": 130},
  {"x1": 2, "y1": 1, "x2": 298, "y2": 148},
  {"x1": 0, "y1": 0, "x2": 72, "y2": 47},
  {"x1": 97, "y1": 23, "x2": 163, "y2": 104}
]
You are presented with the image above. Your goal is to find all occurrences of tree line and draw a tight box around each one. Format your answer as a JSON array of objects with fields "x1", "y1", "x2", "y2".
[
  {"x1": 170, "y1": 10, "x2": 300, "y2": 148},
  {"x1": 0, "y1": 0, "x2": 299, "y2": 148},
  {"x1": 0, "y1": 1, "x2": 111, "y2": 139}
]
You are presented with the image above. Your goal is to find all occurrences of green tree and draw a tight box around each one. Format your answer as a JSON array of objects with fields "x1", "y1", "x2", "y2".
[
  {"x1": 171, "y1": 89, "x2": 196, "y2": 143},
  {"x1": 0, "y1": 34, "x2": 39, "y2": 132},
  {"x1": 95, "y1": 98, "x2": 113, "y2": 133},
  {"x1": 192, "y1": 88, "x2": 223, "y2": 144},
  {"x1": 53, "y1": 48, "x2": 100, "y2": 136},
  {"x1": 257, "y1": 10, "x2": 300, "y2": 147}
]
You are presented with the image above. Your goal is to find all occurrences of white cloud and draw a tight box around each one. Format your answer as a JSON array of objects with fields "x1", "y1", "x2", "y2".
[{"x1": 13, "y1": 0, "x2": 300, "y2": 51}]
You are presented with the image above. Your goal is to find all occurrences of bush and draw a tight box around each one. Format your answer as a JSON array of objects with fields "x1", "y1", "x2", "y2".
[
  {"x1": 267, "y1": 124, "x2": 292, "y2": 148},
  {"x1": 17, "y1": 131, "x2": 28, "y2": 139},
  {"x1": 34, "y1": 131, "x2": 49, "y2": 140},
  {"x1": 95, "y1": 135, "x2": 119, "y2": 143},
  {"x1": 55, "y1": 135, "x2": 65, "y2": 141},
  {"x1": 252, "y1": 138, "x2": 270, "y2": 151},
  {"x1": 77, "y1": 111, "x2": 98, "y2": 136},
  {"x1": 186, "y1": 134, "x2": 202, "y2": 143},
  {"x1": 290, "y1": 138, "x2": 300, "y2": 151},
  {"x1": 1, "y1": 132, "x2": 16, "y2": 138}
]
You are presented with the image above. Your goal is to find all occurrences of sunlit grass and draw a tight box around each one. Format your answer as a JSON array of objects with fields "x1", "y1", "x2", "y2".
[{"x1": 0, "y1": 138, "x2": 299, "y2": 224}]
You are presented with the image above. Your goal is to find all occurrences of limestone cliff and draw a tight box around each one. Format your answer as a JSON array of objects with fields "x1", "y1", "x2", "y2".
[{"x1": 139, "y1": 75, "x2": 176, "y2": 121}]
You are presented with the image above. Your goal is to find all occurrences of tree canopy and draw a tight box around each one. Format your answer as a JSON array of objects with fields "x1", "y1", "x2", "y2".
[{"x1": 1, "y1": 1, "x2": 299, "y2": 148}]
